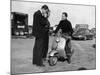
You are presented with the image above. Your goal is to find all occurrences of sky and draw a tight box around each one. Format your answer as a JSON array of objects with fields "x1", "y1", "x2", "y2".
[{"x1": 11, "y1": 0, "x2": 95, "y2": 29}]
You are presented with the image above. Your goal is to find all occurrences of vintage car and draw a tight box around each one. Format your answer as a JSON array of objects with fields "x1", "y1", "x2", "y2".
[
  {"x1": 90, "y1": 28, "x2": 96, "y2": 38},
  {"x1": 11, "y1": 12, "x2": 28, "y2": 36},
  {"x1": 72, "y1": 28, "x2": 94, "y2": 40}
]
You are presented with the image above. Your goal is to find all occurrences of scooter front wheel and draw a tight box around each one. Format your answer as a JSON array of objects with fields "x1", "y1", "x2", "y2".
[{"x1": 48, "y1": 56, "x2": 58, "y2": 66}]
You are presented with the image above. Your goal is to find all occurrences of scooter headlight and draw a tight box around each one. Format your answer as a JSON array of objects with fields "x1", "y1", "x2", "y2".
[{"x1": 56, "y1": 38, "x2": 60, "y2": 42}]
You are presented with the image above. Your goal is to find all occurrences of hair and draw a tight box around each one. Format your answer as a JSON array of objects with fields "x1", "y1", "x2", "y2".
[
  {"x1": 41, "y1": 5, "x2": 49, "y2": 10},
  {"x1": 46, "y1": 10, "x2": 50, "y2": 18},
  {"x1": 62, "y1": 12, "x2": 68, "y2": 17}
]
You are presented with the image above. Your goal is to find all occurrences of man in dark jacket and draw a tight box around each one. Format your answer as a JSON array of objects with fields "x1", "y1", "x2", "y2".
[
  {"x1": 55, "y1": 12, "x2": 73, "y2": 35},
  {"x1": 32, "y1": 5, "x2": 50, "y2": 67},
  {"x1": 54, "y1": 12, "x2": 73, "y2": 64}
]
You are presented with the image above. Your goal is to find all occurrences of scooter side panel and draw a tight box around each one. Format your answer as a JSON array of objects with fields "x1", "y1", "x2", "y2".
[
  {"x1": 57, "y1": 49, "x2": 66, "y2": 58},
  {"x1": 57, "y1": 37, "x2": 66, "y2": 50}
]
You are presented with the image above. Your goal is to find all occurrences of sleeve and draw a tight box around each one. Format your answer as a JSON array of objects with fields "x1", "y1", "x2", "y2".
[
  {"x1": 45, "y1": 19, "x2": 50, "y2": 30},
  {"x1": 68, "y1": 21, "x2": 73, "y2": 35},
  {"x1": 54, "y1": 21, "x2": 62, "y2": 33},
  {"x1": 37, "y1": 14, "x2": 47, "y2": 32},
  {"x1": 32, "y1": 12, "x2": 44, "y2": 36},
  {"x1": 32, "y1": 12, "x2": 47, "y2": 37},
  {"x1": 32, "y1": 13, "x2": 37, "y2": 36}
]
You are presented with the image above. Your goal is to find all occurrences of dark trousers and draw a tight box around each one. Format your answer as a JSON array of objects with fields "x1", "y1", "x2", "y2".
[
  {"x1": 65, "y1": 38, "x2": 71, "y2": 55},
  {"x1": 32, "y1": 35, "x2": 49, "y2": 66},
  {"x1": 42, "y1": 36, "x2": 49, "y2": 58},
  {"x1": 62, "y1": 33, "x2": 72, "y2": 55}
]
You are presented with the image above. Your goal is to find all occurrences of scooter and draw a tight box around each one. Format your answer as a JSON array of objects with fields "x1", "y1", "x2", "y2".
[{"x1": 48, "y1": 30, "x2": 74, "y2": 66}]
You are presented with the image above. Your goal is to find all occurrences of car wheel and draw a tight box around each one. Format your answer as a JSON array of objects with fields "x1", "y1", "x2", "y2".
[
  {"x1": 90, "y1": 37, "x2": 93, "y2": 40},
  {"x1": 84, "y1": 36, "x2": 87, "y2": 40},
  {"x1": 15, "y1": 32, "x2": 19, "y2": 36},
  {"x1": 48, "y1": 56, "x2": 58, "y2": 66},
  {"x1": 20, "y1": 31, "x2": 24, "y2": 36}
]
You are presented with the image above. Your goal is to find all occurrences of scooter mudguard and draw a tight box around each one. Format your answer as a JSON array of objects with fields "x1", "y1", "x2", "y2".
[{"x1": 49, "y1": 50, "x2": 58, "y2": 57}]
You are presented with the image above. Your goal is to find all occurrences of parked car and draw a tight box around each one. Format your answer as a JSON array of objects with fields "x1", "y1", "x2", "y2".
[
  {"x1": 90, "y1": 28, "x2": 96, "y2": 38},
  {"x1": 72, "y1": 28, "x2": 94, "y2": 40},
  {"x1": 11, "y1": 12, "x2": 28, "y2": 36}
]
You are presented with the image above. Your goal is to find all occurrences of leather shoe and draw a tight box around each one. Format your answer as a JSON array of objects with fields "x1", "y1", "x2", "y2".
[{"x1": 36, "y1": 64, "x2": 45, "y2": 67}]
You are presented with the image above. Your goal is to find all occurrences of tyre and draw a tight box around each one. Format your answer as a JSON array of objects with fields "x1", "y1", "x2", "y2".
[
  {"x1": 84, "y1": 36, "x2": 87, "y2": 41},
  {"x1": 90, "y1": 37, "x2": 93, "y2": 40},
  {"x1": 20, "y1": 31, "x2": 24, "y2": 36},
  {"x1": 15, "y1": 32, "x2": 19, "y2": 36},
  {"x1": 48, "y1": 56, "x2": 58, "y2": 66}
]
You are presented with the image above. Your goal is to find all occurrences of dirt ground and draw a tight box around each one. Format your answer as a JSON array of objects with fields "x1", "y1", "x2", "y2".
[{"x1": 11, "y1": 36, "x2": 96, "y2": 74}]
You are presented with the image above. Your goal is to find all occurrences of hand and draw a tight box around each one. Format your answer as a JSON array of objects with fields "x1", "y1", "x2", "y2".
[
  {"x1": 58, "y1": 29, "x2": 62, "y2": 33},
  {"x1": 45, "y1": 25, "x2": 49, "y2": 28}
]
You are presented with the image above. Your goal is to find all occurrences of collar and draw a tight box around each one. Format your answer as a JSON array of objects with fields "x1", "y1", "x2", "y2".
[{"x1": 40, "y1": 9, "x2": 43, "y2": 16}]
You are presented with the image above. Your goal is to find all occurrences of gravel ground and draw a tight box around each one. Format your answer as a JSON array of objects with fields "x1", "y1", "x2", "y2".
[{"x1": 11, "y1": 36, "x2": 96, "y2": 74}]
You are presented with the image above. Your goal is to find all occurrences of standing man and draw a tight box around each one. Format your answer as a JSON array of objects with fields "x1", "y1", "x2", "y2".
[
  {"x1": 32, "y1": 5, "x2": 50, "y2": 67},
  {"x1": 54, "y1": 12, "x2": 73, "y2": 64}
]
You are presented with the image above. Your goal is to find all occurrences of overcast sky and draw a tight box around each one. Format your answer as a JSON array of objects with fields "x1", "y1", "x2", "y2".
[{"x1": 11, "y1": 1, "x2": 95, "y2": 29}]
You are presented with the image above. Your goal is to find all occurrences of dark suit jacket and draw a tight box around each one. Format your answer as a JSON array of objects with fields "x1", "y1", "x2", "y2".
[
  {"x1": 32, "y1": 10, "x2": 50, "y2": 38},
  {"x1": 55, "y1": 19, "x2": 73, "y2": 36}
]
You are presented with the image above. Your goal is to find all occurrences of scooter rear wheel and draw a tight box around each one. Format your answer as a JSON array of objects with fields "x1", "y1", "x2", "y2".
[{"x1": 48, "y1": 56, "x2": 58, "y2": 66}]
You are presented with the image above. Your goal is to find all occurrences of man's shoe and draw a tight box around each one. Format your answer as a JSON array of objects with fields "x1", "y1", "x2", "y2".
[
  {"x1": 43, "y1": 58, "x2": 47, "y2": 61},
  {"x1": 67, "y1": 58, "x2": 71, "y2": 64},
  {"x1": 36, "y1": 64, "x2": 45, "y2": 67},
  {"x1": 67, "y1": 55, "x2": 71, "y2": 64}
]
